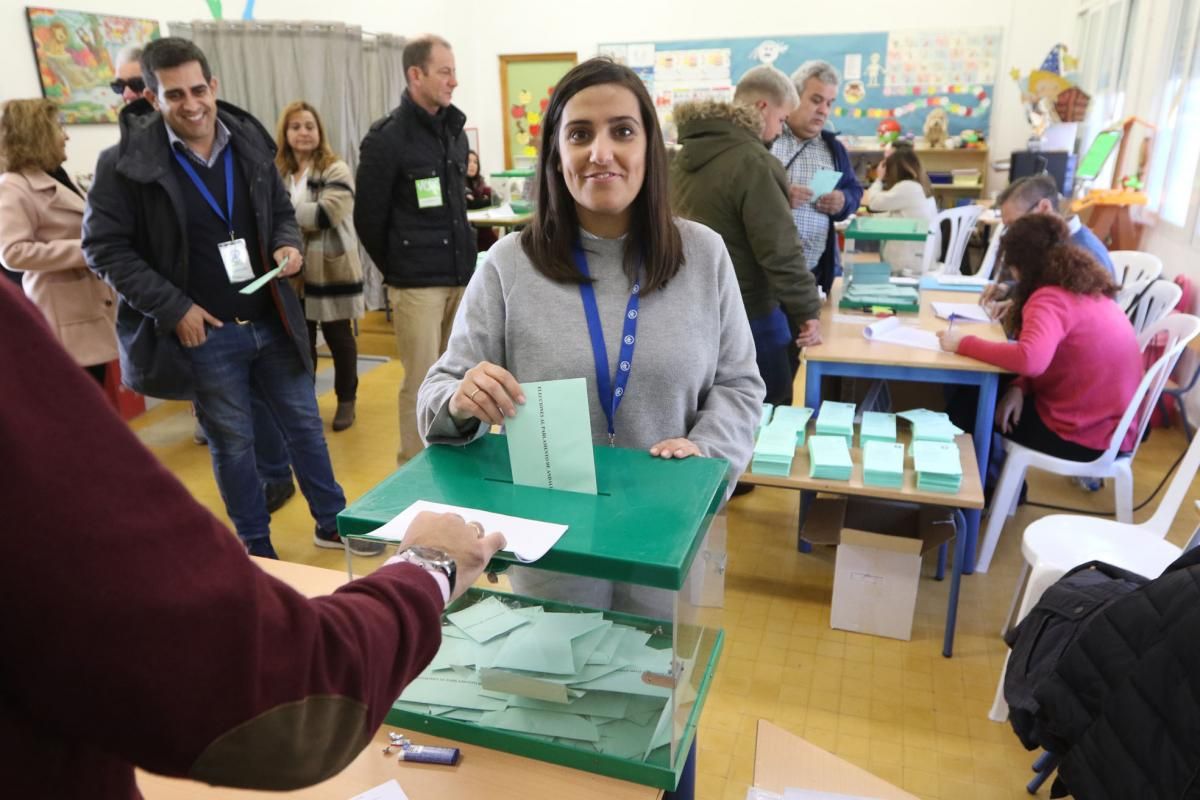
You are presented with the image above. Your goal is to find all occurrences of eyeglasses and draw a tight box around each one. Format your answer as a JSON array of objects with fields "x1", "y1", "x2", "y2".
[{"x1": 110, "y1": 77, "x2": 146, "y2": 96}]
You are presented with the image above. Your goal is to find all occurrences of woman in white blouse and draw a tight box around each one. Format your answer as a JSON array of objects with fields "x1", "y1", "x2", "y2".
[{"x1": 863, "y1": 144, "x2": 938, "y2": 274}]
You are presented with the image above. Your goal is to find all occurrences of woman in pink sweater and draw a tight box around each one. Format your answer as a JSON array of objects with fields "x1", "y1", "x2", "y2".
[{"x1": 939, "y1": 213, "x2": 1142, "y2": 461}]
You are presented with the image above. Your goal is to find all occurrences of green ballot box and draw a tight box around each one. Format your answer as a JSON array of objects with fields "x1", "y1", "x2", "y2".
[{"x1": 337, "y1": 434, "x2": 729, "y2": 790}]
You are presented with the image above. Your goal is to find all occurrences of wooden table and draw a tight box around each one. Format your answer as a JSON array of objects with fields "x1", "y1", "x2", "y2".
[
  {"x1": 803, "y1": 278, "x2": 1009, "y2": 574},
  {"x1": 137, "y1": 558, "x2": 660, "y2": 800},
  {"x1": 742, "y1": 427, "x2": 984, "y2": 656},
  {"x1": 752, "y1": 720, "x2": 917, "y2": 799}
]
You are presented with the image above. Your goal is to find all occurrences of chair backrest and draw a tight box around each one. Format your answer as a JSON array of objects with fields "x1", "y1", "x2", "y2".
[
  {"x1": 979, "y1": 223, "x2": 1006, "y2": 281},
  {"x1": 921, "y1": 205, "x2": 984, "y2": 275},
  {"x1": 1125, "y1": 280, "x2": 1184, "y2": 337},
  {"x1": 1102, "y1": 314, "x2": 1200, "y2": 463},
  {"x1": 1146, "y1": 428, "x2": 1200, "y2": 536},
  {"x1": 1111, "y1": 250, "x2": 1164, "y2": 288}
]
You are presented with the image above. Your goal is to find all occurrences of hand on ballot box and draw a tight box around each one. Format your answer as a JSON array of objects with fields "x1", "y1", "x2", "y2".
[
  {"x1": 451, "y1": 361, "x2": 528, "y2": 426},
  {"x1": 387, "y1": 511, "x2": 508, "y2": 602},
  {"x1": 648, "y1": 437, "x2": 701, "y2": 460},
  {"x1": 795, "y1": 318, "x2": 822, "y2": 348}
]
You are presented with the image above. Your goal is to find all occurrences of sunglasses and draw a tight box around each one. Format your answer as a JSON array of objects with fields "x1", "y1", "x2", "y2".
[{"x1": 110, "y1": 77, "x2": 146, "y2": 95}]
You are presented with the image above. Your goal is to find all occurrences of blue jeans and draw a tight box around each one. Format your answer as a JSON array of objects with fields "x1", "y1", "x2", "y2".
[
  {"x1": 190, "y1": 317, "x2": 345, "y2": 546},
  {"x1": 749, "y1": 307, "x2": 795, "y2": 407},
  {"x1": 252, "y1": 390, "x2": 293, "y2": 485}
]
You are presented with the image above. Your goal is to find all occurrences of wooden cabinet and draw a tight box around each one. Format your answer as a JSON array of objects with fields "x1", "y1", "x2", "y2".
[{"x1": 848, "y1": 145, "x2": 990, "y2": 208}]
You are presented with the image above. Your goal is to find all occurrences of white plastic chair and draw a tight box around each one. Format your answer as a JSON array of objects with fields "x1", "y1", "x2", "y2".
[
  {"x1": 987, "y1": 426, "x2": 1200, "y2": 721},
  {"x1": 978, "y1": 223, "x2": 1006, "y2": 281},
  {"x1": 920, "y1": 205, "x2": 984, "y2": 276},
  {"x1": 1117, "y1": 278, "x2": 1182, "y2": 336},
  {"x1": 974, "y1": 314, "x2": 1200, "y2": 574},
  {"x1": 1110, "y1": 250, "x2": 1163, "y2": 288}
]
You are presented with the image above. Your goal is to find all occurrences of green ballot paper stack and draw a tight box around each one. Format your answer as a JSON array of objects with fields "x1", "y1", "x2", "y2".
[
  {"x1": 815, "y1": 401, "x2": 855, "y2": 443},
  {"x1": 898, "y1": 409, "x2": 964, "y2": 442},
  {"x1": 751, "y1": 406, "x2": 813, "y2": 476},
  {"x1": 757, "y1": 403, "x2": 774, "y2": 437},
  {"x1": 862, "y1": 440, "x2": 905, "y2": 488},
  {"x1": 911, "y1": 440, "x2": 963, "y2": 493},
  {"x1": 808, "y1": 435, "x2": 853, "y2": 481},
  {"x1": 859, "y1": 411, "x2": 898, "y2": 445},
  {"x1": 770, "y1": 406, "x2": 813, "y2": 443}
]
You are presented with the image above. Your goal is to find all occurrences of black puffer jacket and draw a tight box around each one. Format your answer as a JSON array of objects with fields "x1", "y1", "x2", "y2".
[
  {"x1": 354, "y1": 91, "x2": 475, "y2": 289},
  {"x1": 1034, "y1": 546, "x2": 1200, "y2": 799},
  {"x1": 82, "y1": 99, "x2": 305, "y2": 400}
]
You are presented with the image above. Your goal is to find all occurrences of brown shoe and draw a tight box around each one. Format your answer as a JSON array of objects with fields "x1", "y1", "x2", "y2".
[{"x1": 332, "y1": 400, "x2": 356, "y2": 432}]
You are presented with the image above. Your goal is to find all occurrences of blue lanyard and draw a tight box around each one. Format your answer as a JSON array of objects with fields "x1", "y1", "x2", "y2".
[
  {"x1": 572, "y1": 241, "x2": 639, "y2": 445},
  {"x1": 173, "y1": 147, "x2": 236, "y2": 240}
]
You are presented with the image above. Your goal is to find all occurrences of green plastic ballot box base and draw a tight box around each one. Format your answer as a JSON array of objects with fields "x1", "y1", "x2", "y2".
[
  {"x1": 337, "y1": 434, "x2": 728, "y2": 590},
  {"x1": 387, "y1": 587, "x2": 724, "y2": 791}
]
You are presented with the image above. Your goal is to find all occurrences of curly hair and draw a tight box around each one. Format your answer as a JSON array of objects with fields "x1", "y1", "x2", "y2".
[
  {"x1": 0, "y1": 99, "x2": 62, "y2": 173},
  {"x1": 1001, "y1": 213, "x2": 1117, "y2": 334},
  {"x1": 274, "y1": 101, "x2": 337, "y2": 177}
]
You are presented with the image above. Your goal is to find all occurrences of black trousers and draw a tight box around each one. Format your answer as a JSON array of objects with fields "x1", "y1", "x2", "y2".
[
  {"x1": 84, "y1": 363, "x2": 107, "y2": 386},
  {"x1": 306, "y1": 319, "x2": 358, "y2": 401}
]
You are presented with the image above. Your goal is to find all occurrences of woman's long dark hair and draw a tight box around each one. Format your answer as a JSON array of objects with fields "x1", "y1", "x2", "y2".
[
  {"x1": 882, "y1": 143, "x2": 932, "y2": 197},
  {"x1": 466, "y1": 149, "x2": 486, "y2": 194},
  {"x1": 519, "y1": 58, "x2": 683, "y2": 294},
  {"x1": 1001, "y1": 213, "x2": 1117, "y2": 334}
]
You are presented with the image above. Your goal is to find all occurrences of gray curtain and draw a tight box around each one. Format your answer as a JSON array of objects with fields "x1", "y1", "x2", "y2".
[{"x1": 169, "y1": 20, "x2": 407, "y2": 309}]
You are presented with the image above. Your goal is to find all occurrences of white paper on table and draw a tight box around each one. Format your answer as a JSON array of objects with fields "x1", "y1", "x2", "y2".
[
  {"x1": 782, "y1": 789, "x2": 874, "y2": 800},
  {"x1": 363, "y1": 500, "x2": 568, "y2": 563},
  {"x1": 933, "y1": 274, "x2": 988, "y2": 286},
  {"x1": 349, "y1": 779, "x2": 410, "y2": 800},
  {"x1": 931, "y1": 301, "x2": 993, "y2": 323},
  {"x1": 863, "y1": 316, "x2": 941, "y2": 351}
]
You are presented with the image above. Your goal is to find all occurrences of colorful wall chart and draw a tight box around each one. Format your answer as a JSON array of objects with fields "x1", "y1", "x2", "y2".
[{"x1": 599, "y1": 29, "x2": 1001, "y2": 142}]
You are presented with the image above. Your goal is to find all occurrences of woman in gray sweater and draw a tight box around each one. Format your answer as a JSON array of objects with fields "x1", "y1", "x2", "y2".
[{"x1": 417, "y1": 58, "x2": 765, "y2": 612}]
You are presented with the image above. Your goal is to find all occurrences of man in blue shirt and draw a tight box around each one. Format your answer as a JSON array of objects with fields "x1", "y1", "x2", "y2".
[{"x1": 997, "y1": 174, "x2": 1115, "y2": 277}]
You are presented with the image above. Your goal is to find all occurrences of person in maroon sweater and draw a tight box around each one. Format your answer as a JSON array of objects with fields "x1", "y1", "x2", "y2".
[
  {"x1": 938, "y1": 213, "x2": 1141, "y2": 461},
  {"x1": 0, "y1": 278, "x2": 505, "y2": 798}
]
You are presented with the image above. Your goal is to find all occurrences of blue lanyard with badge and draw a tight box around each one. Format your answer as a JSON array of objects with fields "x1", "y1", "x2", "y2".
[
  {"x1": 572, "y1": 240, "x2": 639, "y2": 446},
  {"x1": 173, "y1": 148, "x2": 255, "y2": 284}
]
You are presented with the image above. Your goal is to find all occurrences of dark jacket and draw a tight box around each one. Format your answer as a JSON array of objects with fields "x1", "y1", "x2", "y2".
[
  {"x1": 1033, "y1": 546, "x2": 1200, "y2": 799},
  {"x1": 670, "y1": 100, "x2": 821, "y2": 333},
  {"x1": 811, "y1": 130, "x2": 862, "y2": 295},
  {"x1": 354, "y1": 91, "x2": 476, "y2": 288},
  {"x1": 82, "y1": 99, "x2": 305, "y2": 400}
]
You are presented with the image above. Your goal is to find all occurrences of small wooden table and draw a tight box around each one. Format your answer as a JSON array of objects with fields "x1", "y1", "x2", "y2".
[
  {"x1": 752, "y1": 720, "x2": 916, "y2": 799},
  {"x1": 803, "y1": 278, "x2": 1008, "y2": 575},
  {"x1": 136, "y1": 559, "x2": 661, "y2": 800},
  {"x1": 741, "y1": 427, "x2": 984, "y2": 656}
]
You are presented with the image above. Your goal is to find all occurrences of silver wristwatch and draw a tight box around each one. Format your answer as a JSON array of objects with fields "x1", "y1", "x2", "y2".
[{"x1": 398, "y1": 546, "x2": 457, "y2": 595}]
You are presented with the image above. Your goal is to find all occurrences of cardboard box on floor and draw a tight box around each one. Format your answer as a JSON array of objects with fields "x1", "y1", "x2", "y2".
[{"x1": 810, "y1": 497, "x2": 955, "y2": 641}]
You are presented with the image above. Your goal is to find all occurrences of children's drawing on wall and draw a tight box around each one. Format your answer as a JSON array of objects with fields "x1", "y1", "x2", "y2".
[
  {"x1": 866, "y1": 53, "x2": 885, "y2": 87},
  {"x1": 843, "y1": 80, "x2": 866, "y2": 105},
  {"x1": 26, "y1": 7, "x2": 161, "y2": 123},
  {"x1": 749, "y1": 40, "x2": 788, "y2": 67}
]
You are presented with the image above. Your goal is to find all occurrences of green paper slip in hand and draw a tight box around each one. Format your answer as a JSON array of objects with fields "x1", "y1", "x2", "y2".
[
  {"x1": 238, "y1": 256, "x2": 288, "y2": 295},
  {"x1": 505, "y1": 378, "x2": 597, "y2": 494},
  {"x1": 808, "y1": 168, "x2": 842, "y2": 197}
]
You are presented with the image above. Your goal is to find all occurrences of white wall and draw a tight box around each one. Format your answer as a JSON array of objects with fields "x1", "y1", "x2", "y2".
[{"x1": 1, "y1": 0, "x2": 1079, "y2": 187}]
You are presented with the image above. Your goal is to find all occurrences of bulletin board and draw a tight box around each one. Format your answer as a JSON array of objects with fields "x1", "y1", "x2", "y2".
[
  {"x1": 598, "y1": 29, "x2": 1001, "y2": 143},
  {"x1": 499, "y1": 52, "x2": 577, "y2": 169}
]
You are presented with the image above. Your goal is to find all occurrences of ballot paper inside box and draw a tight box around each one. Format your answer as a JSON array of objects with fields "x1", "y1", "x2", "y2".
[{"x1": 335, "y1": 433, "x2": 730, "y2": 791}]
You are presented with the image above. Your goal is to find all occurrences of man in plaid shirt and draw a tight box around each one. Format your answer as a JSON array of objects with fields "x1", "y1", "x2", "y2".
[{"x1": 771, "y1": 61, "x2": 862, "y2": 294}]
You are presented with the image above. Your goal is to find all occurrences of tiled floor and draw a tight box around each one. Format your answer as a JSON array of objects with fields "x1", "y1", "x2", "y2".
[{"x1": 133, "y1": 310, "x2": 1200, "y2": 800}]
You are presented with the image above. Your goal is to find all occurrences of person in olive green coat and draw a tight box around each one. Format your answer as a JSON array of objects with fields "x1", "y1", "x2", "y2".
[{"x1": 670, "y1": 65, "x2": 822, "y2": 407}]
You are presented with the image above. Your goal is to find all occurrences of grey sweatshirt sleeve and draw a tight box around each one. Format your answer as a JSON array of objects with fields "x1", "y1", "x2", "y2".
[
  {"x1": 416, "y1": 253, "x2": 508, "y2": 445},
  {"x1": 685, "y1": 231, "x2": 767, "y2": 479}
]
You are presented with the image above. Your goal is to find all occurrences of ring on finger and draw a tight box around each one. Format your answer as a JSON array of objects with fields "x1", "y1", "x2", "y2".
[
  {"x1": 468, "y1": 521, "x2": 485, "y2": 539},
  {"x1": 468, "y1": 387, "x2": 481, "y2": 401}
]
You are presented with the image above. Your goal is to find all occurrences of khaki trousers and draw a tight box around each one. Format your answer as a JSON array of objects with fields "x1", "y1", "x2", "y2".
[{"x1": 387, "y1": 285, "x2": 466, "y2": 462}]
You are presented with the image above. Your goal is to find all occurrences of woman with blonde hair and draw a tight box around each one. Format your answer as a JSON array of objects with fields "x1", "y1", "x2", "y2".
[
  {"x1": 0, "y1": 98, "x2": 117, "y2": 384},
  {"x1": 275, "y1": 100, "x2": 364, "y2": 431}
]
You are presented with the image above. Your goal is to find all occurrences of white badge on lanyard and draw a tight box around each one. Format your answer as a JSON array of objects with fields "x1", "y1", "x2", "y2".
[{"x1": 219, "y1": 238, "x2": 255, "y2": 283}]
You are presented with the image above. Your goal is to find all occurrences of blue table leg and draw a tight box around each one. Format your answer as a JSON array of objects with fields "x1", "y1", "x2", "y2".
[
  {"x1": 665, "y1": 738, "x2": 697, "y2": 800},
  {"x1": 798, "y1": 360, "x2": 823, "y2": 555},
  {"x1": 943, "y1": 509, "x2": 968, "y2": 657},
  {"x1": 965, "y1": 374, "x2": 999, "y2": 575},
  {"x1": 935, "y1": 541, "x2": 947, "y2": 581},
  {"x1": 797, "y1": 490, "x2": 813, "y2": 553}
]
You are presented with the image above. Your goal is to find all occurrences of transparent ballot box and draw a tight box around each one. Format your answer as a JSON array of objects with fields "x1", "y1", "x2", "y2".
[{"x1": 337, "y1": 434, "x2": 727, "y2": 790}]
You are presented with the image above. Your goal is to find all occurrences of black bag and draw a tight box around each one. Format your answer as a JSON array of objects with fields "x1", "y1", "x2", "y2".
[{"x1": 1003, "y1": 560, "x2": 1148, "y2": 750}]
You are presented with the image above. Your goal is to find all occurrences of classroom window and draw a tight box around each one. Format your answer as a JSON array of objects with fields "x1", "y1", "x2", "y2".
[
  {"x1": 1146, "y1": 0, "x2": 1200, "y2": 236},
  {"x1": 1074, "y1": 0, "x2": 1140, "y2": 184}
]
